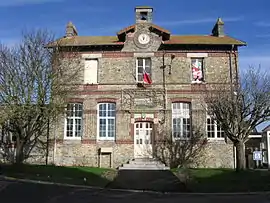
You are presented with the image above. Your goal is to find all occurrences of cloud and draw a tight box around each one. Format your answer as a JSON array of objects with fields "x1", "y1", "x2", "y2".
[
  {"x1": 157, "y1": 16, "x2": 244, "y2": 27},
  {"x1": 0, "y1": 0, "x2": 64, "y2": 7},
  {"x1": 254, "y1": 22, "x2": 270, "y2": 27}
]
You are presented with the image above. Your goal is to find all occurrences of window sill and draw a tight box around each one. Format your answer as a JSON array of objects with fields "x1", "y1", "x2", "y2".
[
  {"x1": 63, "y1": 137, "x2": 82, "y2": 140},
  {"x1": 136, "y1": 82, "x2": 152, "y2": 88},
  {"x1": 97, "y1": 138, "x2": 115, "y2": 142},
  {"x1": 191, "y1": 81, "x2": 205, "y2": 84}
]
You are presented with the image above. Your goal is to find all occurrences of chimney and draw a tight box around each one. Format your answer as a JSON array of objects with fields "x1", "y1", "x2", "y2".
[
  {"x1": 66, "y1": 21, "x2": 78, "y2": 37},
  {"x1": 135, "y1": 6, "x2": 153, "y2": 23},
  {"x1": 212, "y1": 18, "x2": 224, "y2": 37}
]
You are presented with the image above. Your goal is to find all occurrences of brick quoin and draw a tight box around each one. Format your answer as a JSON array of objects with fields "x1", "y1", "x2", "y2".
[{"x1": 102, "y1": 52, "x2": 134, "y2": 58}]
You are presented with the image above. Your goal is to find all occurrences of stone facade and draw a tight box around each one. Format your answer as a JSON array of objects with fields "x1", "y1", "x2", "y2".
[{"x1": 46, "y1": 6, "x2": 245, "y2": 169}]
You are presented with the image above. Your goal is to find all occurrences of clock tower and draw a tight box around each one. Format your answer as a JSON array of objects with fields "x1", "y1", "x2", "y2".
[{"x1": 120, "y1": 6, "x2": 168, "y2": 52}]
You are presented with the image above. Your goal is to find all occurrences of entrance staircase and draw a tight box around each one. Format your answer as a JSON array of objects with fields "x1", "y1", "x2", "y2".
[{"x1": 118, "y1": 158, "x2": 170, "y2": 170}]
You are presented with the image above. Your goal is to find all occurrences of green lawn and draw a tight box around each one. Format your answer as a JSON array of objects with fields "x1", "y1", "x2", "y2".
[
  {"x1": 0, "y1": 164, "x2": 117, "y2": 187},
  {"x1": 173, "y1": 168, "x2": 270, "y2": 193}
]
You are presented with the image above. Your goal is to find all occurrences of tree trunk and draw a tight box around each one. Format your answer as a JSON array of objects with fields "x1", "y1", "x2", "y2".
[
  {"x1": 235, "y1": 140, "x2": 246, "y2": 171},
  {"x1": 15, "y1": 142, "x2": 24, "y2": 164}
]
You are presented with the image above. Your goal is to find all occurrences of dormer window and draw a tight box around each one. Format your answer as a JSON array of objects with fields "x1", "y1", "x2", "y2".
[{"x1": 140, "y1": 12, "x2": 148, "y2": 21}]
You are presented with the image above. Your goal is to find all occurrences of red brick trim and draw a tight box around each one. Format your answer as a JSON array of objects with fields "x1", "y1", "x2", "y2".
[
  {"x1": 115, "y1": 140, "x2": 133, "y2": 144},
  {"x1": 208, "y1": 52, "x2": 230, "y2": 57},
  {"x1": 79, "y1": 91, "x2": 121, "y2": 95},
  {"x1": 81, "y1": 139, "x2": 96, "y2": 144},
  {"x1": 83, "y1": 84, "x2": 98, "y2": 90},
  {"x1": 134, "y1": 117, "x2": 154, "y2": 122},
  {"x1": 170, "y1": 98, "x2": 192, "y2": 103},
  {"x1": 96, "y1": 98, "x2": 118, "y2": 103},
  {"x1": 67, "y1": 98, "x2": 84, "y2": 103},
  {"x1": 102, "y1": 52, "x2": 134, "y2": 58},
  {"x1": 154, "y1": 52, "x2": 186, "y2": 57}
]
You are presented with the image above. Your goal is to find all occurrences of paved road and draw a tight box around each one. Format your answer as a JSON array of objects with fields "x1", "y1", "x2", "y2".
[
  {"x1": 1, "y1": 178, "x2": 270, "y2": 203},
  {"x1": 107, "y1": 170, "x2": 187, "y2": 192}
]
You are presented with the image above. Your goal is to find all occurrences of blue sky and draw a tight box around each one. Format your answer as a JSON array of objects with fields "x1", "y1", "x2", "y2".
[
  {"x1": 1, "y1": 0, "x2": 269, "y2": 70},
  {"x1": 1, "y1": 0, "x2": 269, "y2": 130}
]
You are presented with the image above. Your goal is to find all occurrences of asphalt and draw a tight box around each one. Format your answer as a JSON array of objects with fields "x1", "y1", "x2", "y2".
[
  {"x1": 1, "y1": 178, "x2": 270, "y2": 203},
  {"x1": 106, "y1": 170, "x2": 187, "y2": 192}
]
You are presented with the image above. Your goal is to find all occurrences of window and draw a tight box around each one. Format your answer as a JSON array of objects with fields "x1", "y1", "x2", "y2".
[
  {"x1": 84, "y1": 59, "x2": 98, "y2": 84},
  {"x1": 98, "y1": 103, "x2": 116, "y2": 140},
  {"x1": 136, "y1": 58, "x2": 151, "y2": 83},
  {"x1": 191, "y1": 58, "x2": 204, "y2": 82},
  {"x1": 172, "y1": 102, "x2": 191, "y2": 139},
  {"x1": 65, "y1": 103, "x2": 83, "y2": 139},
  {"x1": 206, "y1": 116, "x2": 224, "y2": 139}
]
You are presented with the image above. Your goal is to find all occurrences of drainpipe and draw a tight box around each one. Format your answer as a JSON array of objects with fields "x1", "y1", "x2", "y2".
[
  {"x1": 162, "y1": 49, "x2": 167, "y2": 126},
  {"x1": 229, "y1": 44, "x2": 237, "y2": 169}
]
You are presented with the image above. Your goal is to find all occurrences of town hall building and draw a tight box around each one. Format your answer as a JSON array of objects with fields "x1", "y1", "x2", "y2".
[{"x1": 49, "y1": 6, "x2": 246, "y2": 168}]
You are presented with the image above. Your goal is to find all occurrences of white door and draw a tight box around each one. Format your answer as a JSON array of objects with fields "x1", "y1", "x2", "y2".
[{"x1": 134, "y1": 122, "x2": 153, "y2": 158}]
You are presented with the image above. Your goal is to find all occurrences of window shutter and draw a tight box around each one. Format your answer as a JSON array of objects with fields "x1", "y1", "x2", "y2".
[{"x1": 84, "y1": 59, "x2": 98, "y2": 84}]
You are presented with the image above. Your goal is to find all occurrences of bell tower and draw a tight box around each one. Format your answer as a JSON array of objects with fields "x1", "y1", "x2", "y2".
[{"x1": 135, "y1": 6, "x2": 153, "y2": 23}]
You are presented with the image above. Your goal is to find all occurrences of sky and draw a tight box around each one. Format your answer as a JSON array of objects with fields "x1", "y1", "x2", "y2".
[{"x1": 0, "y1": 0, "x2": 269, "y2": 130}]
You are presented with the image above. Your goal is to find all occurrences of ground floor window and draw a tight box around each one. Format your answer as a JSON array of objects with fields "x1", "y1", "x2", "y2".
[
  {"x1": 172, "y1": 102, "x2": 191, "y2": 139},
  {"x1": 65, "y1": 103, "x2": 83, "y2": 139},
  {"x1": 206, "y1": 116, "x2": 224, "y2": 139},
  {"x1": 98, "y1": 103, "x2": 116, "y2": 140}
]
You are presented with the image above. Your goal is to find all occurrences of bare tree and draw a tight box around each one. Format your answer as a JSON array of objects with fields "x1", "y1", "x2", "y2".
[
  {"x1": 205, "y1": 67, "x2": 270, "y2": 170},
  {"x1": 0, "y1": 30, "x2": 81, "y2": 164},
  {"x1": 154, "y1": 128, "x2": 208, "y2": 168}
]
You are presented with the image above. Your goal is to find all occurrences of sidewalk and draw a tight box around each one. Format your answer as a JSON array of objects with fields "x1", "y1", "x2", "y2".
[{"x1": 106, "y1": 170, "x2": 188, "y2": 193}]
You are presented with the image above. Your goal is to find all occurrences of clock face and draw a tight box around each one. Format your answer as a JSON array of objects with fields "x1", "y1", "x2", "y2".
[{"x1": 138, "y1": 33, "x2": 150, "y2": 45}]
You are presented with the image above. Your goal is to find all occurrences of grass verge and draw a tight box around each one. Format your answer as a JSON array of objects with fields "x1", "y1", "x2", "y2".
[
  {"x1": 0, "y1": 164, "x2": 117, "y2": 187},
  {"x1": 173, "y1": 168, "x2": 270, "y2": 193}
]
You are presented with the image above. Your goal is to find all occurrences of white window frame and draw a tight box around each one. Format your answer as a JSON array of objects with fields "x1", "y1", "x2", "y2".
[
  {"x1": 206, "y1": 115, "x2": 224, "y2": 140},
  {"x1": 172, "y1": 102, "x2": 191, "y2": 140},
  {"x1": 64, "y1": 103, "x2": 83, "y2": 140},
  {"x1": 97, "y1": 103, "x2": 116, "y2": 141},
  {"x1": 191, "y1": 58, "x2": 204, "y2": 83},
  {"x1": 136, "y1": 58, "x2": 151, "y2": 83}
]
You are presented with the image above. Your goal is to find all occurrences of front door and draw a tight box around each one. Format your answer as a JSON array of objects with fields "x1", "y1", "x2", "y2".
[{"x1": 134, "y1": 122, "x2": 153, "y2": 158}]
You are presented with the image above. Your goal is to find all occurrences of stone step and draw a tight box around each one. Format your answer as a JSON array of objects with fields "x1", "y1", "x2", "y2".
[
  {"x1": 128, "y1": 160, "x2": 164, "y2": 166},
  {"x1": 119, "y1": 166, "x2": 170, "y2": 170},
  {"x1": 119, "y1": 158, "x2": 170, "y2": 170},
  {"x1": 122, "y1": 163, "x2": 166, "y2": 168}
]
